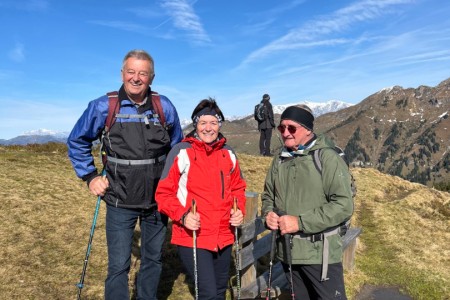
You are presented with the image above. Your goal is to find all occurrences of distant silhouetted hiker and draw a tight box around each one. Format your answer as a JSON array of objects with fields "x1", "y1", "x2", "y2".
[
  {"x1": 254, "y1": 93, "x2": 275, "y2": 156},
  {"x1": 67, "y1": 49, "x2": 183, "y2": 300},
  {"x1": 261, "y1": 105, "x2": 354, "y2": 299}
]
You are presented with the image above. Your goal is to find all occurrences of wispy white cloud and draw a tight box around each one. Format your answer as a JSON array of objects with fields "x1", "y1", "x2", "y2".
[
  {"x1": 88, "y1": 20, "x2": 148, "y2": 34},
  {"x1": 390, "y1": 52, "x2": 450, "y2": 66},
  {"x1": 273, "y1": 25, "x2": 450, "y2": 85},
  {"x1": 393, "y1": 50, "x2": 450, "y2": 63},
  {"x1": 239, "y1": 19, "x2": 277, "y2": 36},
  {"x1": 159, "y1": 0, "x2": 211, "y2": 44},
  {"x1": 9, "y1": 43, "x2": 25, "y2": 63},
  {"x1": 238, "y1": 0, "x2": 306, "y2": 36},
  {"x1": 126, "y1": 7, "x2": 162, "y2": 19},
  {"x1": 241, "y1": 0, "x2": 414, "y2": 66},
  {"x1": 267, "y1": 0, "x2": 307, "y2": 15}
]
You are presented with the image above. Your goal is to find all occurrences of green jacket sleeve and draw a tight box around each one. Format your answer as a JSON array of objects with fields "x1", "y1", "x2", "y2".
[{"x1": 261, "y1": 158, "x2": 277, "y2": 219}]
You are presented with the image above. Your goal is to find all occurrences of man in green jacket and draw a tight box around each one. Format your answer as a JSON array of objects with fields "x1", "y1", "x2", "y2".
[{"x1": 261, "y1": 105, "x2": 354, "y2": 299}]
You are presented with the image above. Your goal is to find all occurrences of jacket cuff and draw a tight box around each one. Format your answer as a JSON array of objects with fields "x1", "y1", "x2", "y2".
[
  {"x1": 82, "y1": 171, "x2": 99, "y2": 187},
  {"x1": 180, "y1": 211, "x2": 189, "y2": 226},
  {"x1": 262, "y1": 210, "x2": 270, "y2": 228},
  {"x1": 297, "y1": 216, "x2": 303, "y2": 232}
]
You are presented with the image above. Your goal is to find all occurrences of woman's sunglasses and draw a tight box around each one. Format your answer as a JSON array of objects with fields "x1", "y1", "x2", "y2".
[{"x1": 277, "y1": 124, "x2": 302, "y2": 134}]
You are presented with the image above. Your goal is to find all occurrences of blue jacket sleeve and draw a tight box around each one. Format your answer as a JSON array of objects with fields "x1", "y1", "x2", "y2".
[
  {"x1": 160, "y1": 94, "x2": 184, "y2": 146},
  {"x1": 67, "y1": 95, "x2": 109, "y2": 179}
]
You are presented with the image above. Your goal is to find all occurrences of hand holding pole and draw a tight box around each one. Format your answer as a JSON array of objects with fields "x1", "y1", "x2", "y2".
[
  {"x1": 192, "y1": 199, "x2": 199, "y2": 300},
  {"x1": 234, "y1": 198, "x2": 241, "y2": 299},
  {"x1": 76, "y1": 170, "x2": 106, "y2": 299}
]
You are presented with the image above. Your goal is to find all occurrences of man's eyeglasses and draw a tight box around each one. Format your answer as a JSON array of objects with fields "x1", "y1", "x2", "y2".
[{"x1": 277, "y1": 124, "x2": 302, "y2": 134}]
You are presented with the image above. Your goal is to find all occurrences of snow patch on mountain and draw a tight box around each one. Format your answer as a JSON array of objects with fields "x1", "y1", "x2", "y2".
[
  {"x1": 21, "y1": 129, "x2": 70, "y2": 138},
  {"x1": 272, "y1": 100, "x2": 353, "y2": 117}
]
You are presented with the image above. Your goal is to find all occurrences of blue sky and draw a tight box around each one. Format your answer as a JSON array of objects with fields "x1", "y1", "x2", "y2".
[{"x1": 1, "y1": 0, "x2": 450, "y2": 139}]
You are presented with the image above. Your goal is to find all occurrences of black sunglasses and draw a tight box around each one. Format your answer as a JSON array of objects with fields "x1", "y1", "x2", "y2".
[{"x1": 277, "y1": 124, "x2": 302, "y2": 134}]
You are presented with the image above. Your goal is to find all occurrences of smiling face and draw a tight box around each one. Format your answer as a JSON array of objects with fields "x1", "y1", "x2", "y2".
[
  {"x1": 196, "y1": 115, "x2": 220, "y2": 144},
  {"x1": 121, "y1": 57, "x2": 155, "y2": 103},
  {"x1": 278, "y1": 119, "x2": 312, "y2": 150}
]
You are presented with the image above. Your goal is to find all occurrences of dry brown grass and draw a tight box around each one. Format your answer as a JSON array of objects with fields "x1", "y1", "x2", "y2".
[
  {"x1": 0, "y1": 146, "x2": 448, "y2": 299},
  {"x1": 0, "y1": 146, "x2": 108, "y2": 299},
  {"x1": 237, "y1": 154, "x2": 272, "y2": 198},
  {"x1": 347, "y1": 168, "x2": 449, "y2": 299}
]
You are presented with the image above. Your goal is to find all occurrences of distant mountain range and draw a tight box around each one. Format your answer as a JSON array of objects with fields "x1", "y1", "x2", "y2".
[
  {"x1": 220, "y1": 77, "x2": 449, "y2": 187},
  {"x1": 0, "y1": 129, "x2": 70, "y2": 146},
  {"x1": 2, "y1": 77, "x2": 448, "y2": 187},
  {"x1": 0, "y1": 100, "x2": 352, "y2": 146}
]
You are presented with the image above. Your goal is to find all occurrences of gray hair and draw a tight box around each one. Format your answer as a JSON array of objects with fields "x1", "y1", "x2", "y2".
[{"x1": 122, "y1": 49, "x2": 154, "y2": 73}]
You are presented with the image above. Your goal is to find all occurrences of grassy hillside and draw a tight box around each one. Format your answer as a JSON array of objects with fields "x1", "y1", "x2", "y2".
[{"x1": 0, "y1": 144, "x2": 448, "y2": 299}]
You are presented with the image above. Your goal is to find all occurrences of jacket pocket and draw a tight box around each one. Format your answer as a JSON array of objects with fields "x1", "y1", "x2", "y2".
[
  {"x1": 106, "y1": 162, "x2": 163, "y2": 207},
  {"x1": 290, "y1": 237, "x2": 321, "y2": 262}
]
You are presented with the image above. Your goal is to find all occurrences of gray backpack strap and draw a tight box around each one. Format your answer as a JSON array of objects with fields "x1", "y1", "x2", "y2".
[
  {"x1": 293, "y1": 224, "x2": 347, "y2": 281},
  {"x1": 310, "y1": 148, "x2": 347, "y2": 281},
  {"x1": 312, "y1": 148, "x2": 323, "y2": 175},
  {"x1": 115, "y1": 113, "x2": 150, "y2": 126}
]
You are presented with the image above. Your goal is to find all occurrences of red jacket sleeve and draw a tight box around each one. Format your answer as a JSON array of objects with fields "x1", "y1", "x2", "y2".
[
  {"x1": 231, "y1": 157, "x2": 247, "y2": 216},
  {"x1": 155, "y1": 150, "x2": 190, "y2": 223}
]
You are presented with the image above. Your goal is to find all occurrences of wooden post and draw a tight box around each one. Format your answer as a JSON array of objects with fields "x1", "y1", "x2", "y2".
[
  {"x1": 244, "y1": 192, "x2": 259, "y2": 223},
  {"x1": 342, "y1": 228, "x2": 362, "y2": 271},
  {"x1": 239, "y1": 192, "x2": 259, "y2": 296},
  {"x1": 342, "y1": 238, "x2": 357, "y2": 270}
]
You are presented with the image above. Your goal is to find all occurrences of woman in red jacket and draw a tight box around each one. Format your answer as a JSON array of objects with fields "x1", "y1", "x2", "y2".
[{"x1": 155, "y1": 98, "x2": 246, "y2": 299}]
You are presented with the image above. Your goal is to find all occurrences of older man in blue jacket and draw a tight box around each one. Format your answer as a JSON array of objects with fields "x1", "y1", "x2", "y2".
[{"x1": 67, "y1": 49, "x2": 183, "y2": 300}]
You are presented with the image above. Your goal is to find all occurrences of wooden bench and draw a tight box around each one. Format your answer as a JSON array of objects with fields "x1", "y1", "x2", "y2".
[{"x1": 233, "y1": 192, "x2": 362, "y2": 299}]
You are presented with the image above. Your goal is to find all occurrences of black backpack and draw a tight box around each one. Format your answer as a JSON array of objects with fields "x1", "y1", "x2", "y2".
[
  {"x1": 254, "y1": 102, "x2": 266, "y2": 122},
  {"x1": 101, "y1": 91, "x2": 167, "y2": 165}
]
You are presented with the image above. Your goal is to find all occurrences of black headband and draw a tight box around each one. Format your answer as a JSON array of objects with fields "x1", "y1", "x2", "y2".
[
  {"x1": 280, "y1": 106, "x2": 314, "y2": 130},
  {"x1": 192, "y1": 107, "x2": 223, "y2": 125}
]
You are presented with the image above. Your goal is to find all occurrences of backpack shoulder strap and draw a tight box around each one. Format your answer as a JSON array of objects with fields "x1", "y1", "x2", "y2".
[
  {"x1": 311, "y1": 148, "x2": 323, "y2": 175},
  {"x1": 151, "y1": 91, "x2": 166, "y2": 128},
  {"x1": 105, "y1": 91, "x2": 120, "y2": 133},
  {"x1": 312, "y1": 146, "x2": 348, "y2": 175}
]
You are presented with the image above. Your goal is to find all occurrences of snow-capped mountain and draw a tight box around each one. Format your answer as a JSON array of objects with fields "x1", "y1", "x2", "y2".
[
  {"x1": 0, "y1": 129, "x2": 69, "y2": 145},
  {"x1": 0, "y1": 129, "x2": 70, "y2": 145},
  {"x1": 0, "y1": 100, "x2": 352, "y2": 145},
  {"x1": 272, "y1": 100, "x2": 353, "y2": 117},
  {"x1": 22, "y1": 129, "x2": 70, "y2": 138},
  {"x1": 182, "y1": 100, "x2": 353, "y2": 127}
]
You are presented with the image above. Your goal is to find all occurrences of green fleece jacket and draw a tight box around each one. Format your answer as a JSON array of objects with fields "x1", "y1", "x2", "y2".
[{"x1": 261, "y1": 134, "x2": 354, "y2": 265}]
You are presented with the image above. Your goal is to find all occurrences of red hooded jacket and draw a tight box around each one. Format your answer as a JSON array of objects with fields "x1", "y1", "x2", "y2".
[{"x1": 155, "y1": 133, "x2": 246, "y2": 252}]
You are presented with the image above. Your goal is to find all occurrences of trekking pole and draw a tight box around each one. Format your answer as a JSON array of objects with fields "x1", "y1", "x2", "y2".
[
  {"x1": 192, "y1": 199, "x2": 199, "y2": 300},
  {"x1": 233, "y1": 198, "x2": 241, "y2": 300},
  {"x1": 273, "y1": 208, "x2": 295, "y2": 300},
  {"x1": 284, "y1": 233, "x2": 295, "y2": 300},
  {"x1": 76, "y1": 170, "x2": 105, "y2": 300},
  {"x1": 265, "y1": 228, "x2": 277, "y2": 300}
]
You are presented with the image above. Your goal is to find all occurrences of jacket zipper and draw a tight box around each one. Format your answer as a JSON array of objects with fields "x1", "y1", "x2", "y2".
[
  {"x1": 220, "y1": 171, "x2": 224, "y2": 199},
  {"x1": 137, "y1": 105, "x2": 151, "y2": 208}
]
